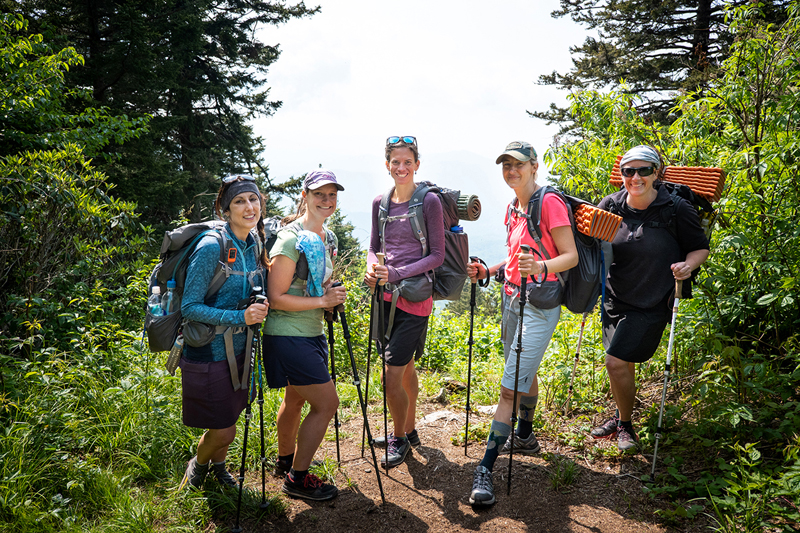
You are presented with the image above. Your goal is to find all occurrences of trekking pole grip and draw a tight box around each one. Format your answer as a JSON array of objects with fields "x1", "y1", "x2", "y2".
[
  {"x1": 376, "y1": 253, "x2": 386, "y2": 287},
  {"x1": 675, "y1": 279, "x2": 683, "y2": 299}
]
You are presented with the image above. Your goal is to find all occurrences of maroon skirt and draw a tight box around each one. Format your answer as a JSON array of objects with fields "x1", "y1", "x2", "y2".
[{"x1": 180, "y1": 353, "x2": 249, "y2": 429}]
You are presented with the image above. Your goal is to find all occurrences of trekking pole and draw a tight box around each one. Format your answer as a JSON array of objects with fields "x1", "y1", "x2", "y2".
[
  {"x1": 326, "y1": 308, "x2": 341, "y2": 464},
  {"x1": 331, "y1": 282, "x2": 386, "y2": 504},
  {"x1": 563, "y1": 312, "x2": 588, "y2": 416},
  {"x1": 650, "y1": 279, "x2": 682, "y2": 482},
  {"x1": 256, "y1": 328, "x2": 268, "y2": 510},
  {"x1": 232, "y1": 289, "x2": 265, "y2": 533},
  {"x1": 375, "y1": 253, "x2": 390, "y2": 473},
  {"x1": 464, "y1": 255, "x2": 488, "y2": 455},
  {"x1": 508, "y1": 245, "x2": 531, "y2": 496},
  {"x1": 361, "y1": 285, "x2": 377, "y2": 457}
]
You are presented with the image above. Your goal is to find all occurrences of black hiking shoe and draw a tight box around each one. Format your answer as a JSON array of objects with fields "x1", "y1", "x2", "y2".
[
  {"x1": 180, "y1": 456, "x2": 209, "y2": 490},
  {"x1": 282, "y1": 472, "x2": 338, "y2": 501},
  {"x1": 274, "y1": 457, "x2": 292, "y2": 478},
  {"x1": 380, "y1": 436, "x2": 410, "y2": 468},
  {"x1": 499, "y1": 432, "x2": 541, "y2": 455},
  {"x1": 590, "y1": 416, "x2": 619, "y2": 439},
  {"x1": 211, "y1": 462, "x2": 238, "y2": 489},
  {"x1": 469, "y1": 466, "x2": 496, "y2": 506},
  {"x1": 617, "y1": 424, "x2": 639, "y2": 453},
  {"x1": 374, "y1": 430, "x2": 421, "y2": 448}
]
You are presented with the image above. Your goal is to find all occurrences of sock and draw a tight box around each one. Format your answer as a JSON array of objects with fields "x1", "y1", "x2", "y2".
[
  {"x1": 278, "y1": 453, "x2": 294, "y2": 465},
  {"x1": 406, "y1": 429, "x2": 418, "y2": 441},
  {"x1": 289, "y1": 468, "x2": 308, "y2": 483},
  {"x1": 479, "y1": 420, "x2": 511, "y2": 471},
  {"x1": 516, "y1": 395, "x2": 538, "y2": 438},
  {"x1": 619, "y1": 420, "x2": 634, "y2": 433}
]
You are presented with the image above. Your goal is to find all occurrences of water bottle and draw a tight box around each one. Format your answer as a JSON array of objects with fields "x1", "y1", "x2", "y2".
[
  {"x1": 148, "y1": 286, "x2": 164, "y2": 316},
  {"x1": 165, "y1": 335, "x2": 183, "y2": 376},
  {"x1": 162, "y1": 280, "x2": 176, "y2": 315}
]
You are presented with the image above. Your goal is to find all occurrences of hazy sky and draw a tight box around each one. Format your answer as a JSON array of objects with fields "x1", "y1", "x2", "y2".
[{"x1": 253, "y1": 0, "x2": 586, "y2": 264}]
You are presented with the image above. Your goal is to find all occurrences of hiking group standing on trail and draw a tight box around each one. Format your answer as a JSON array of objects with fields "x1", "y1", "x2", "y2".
[{"x1": 153, "y1": 138, "x2": 711, "y2": 509}]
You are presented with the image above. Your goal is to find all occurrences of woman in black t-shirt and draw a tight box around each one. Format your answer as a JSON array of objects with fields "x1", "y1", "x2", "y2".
[{"x1": 593, "y1": 145, "x2": 709, "y2": 452}]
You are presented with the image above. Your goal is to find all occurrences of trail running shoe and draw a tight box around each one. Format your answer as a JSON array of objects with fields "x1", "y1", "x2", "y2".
[
  {"x1": 282, "y1": 472, "x2": 339, "y2": 501},
  {"x1": 590, "y1": 416, "x2": 619, "y2": 439},
  {"x1": 499, "y1": 432, "x2": 541, "y2": 455},
  {"x1": 469, "y1": 466, "x2": 496, "y2": 506},
  {"x1": 180, "y1": 456, "x2": 209, "y2": 490},
  {"x1": 617, "y1": 424, "x2": 639, "y2": 453},
  {"x1": 373, "y1": 430, "x2": 421, "y2": 448},
  {"x1": 274, "y1": 458, "x2": 292, "y2": 478},
  {"x1": 380, "y1": 436, "x2": 410, "y2": 468},
  {"x1": 211, "y1": 462, "x2": 238, "y2": 488}
]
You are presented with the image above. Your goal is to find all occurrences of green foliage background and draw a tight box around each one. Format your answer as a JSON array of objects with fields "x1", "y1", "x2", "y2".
[{"x1": 2, "y1": 3, "x2": 800, "y2": 533}]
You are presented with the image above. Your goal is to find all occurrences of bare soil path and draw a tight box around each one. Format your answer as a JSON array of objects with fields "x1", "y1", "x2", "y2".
[{"x1": 231, "y1": 401, "x2": 709, "y2": 533}]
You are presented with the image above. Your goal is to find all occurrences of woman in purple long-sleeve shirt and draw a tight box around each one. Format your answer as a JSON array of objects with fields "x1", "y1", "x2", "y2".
[{"x1": 364, "y1": 136, "x2": 445, "y2": 468}]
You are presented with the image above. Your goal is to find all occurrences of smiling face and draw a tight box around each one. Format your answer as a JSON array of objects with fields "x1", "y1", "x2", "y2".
[
  {"x1": 304, "y1": 183, "x2": 338, "y2": 221},
  {"x1": 620, "y1": 159, "x2": 659, "y2": 204},
  {"x1": 385, "y1": 146, "x2": 420, "y2": 187},
  {"x1": 500, "y1": 155, "x2": 538, "y2": 192},
  {"x1": 225, "y1": 191, "x2": 262, "y2": 239}
]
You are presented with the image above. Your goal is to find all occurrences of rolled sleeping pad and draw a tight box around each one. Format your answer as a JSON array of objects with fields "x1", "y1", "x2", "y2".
[{"x1": 457, "y1": 194, "x2": 481, "y2": 221}]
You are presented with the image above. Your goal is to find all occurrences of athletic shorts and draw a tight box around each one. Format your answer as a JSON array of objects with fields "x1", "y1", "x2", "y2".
[
  {"x1": 376, "y1": 301, "x2": 428, "y2": 367},
  {"x1": 262, "y1": 334, "x2": 331, "y2": 389},
  {"x1": 500, "y1": 290, "x2": 561, "y2": 393},
  {"x1": 602, "y1": 293, "x2": 672, "y2": 363},
  {"x1": 180, "y1": 352, "x2": 249, "y2": 430}
]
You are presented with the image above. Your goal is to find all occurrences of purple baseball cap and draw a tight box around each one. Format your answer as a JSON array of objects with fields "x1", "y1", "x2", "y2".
[{"x1": 303, "y1": 169, "x2": 344, "y2": 191}]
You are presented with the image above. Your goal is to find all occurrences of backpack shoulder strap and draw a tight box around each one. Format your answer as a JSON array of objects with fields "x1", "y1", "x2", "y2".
[
  {"x1": 206, "y1": 226, "x2": 235, "y2": 299},
  {"x1": 407, "y1": 181, "x2": 435, "y2": 258}
]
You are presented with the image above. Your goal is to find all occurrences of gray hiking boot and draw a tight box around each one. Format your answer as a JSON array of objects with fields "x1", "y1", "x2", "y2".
[
  {"x1": 617, "y1": 424, "x2": 639, "y2": 453},
  {"x1": 180, "y1": 456, "x2": 209, "y2": 490},
  {"x1": 499, "y1": 432, "x2": 541, "y2": 455},
  {"x1": 380, "y1": 436, "x2": 410, "y2": 468},
  {"x1": 374, "y1": 430, "x2": 421, "y2": 448},
  {"x1": 591, "y1": 416, "x2": 619, "y2": 439},
  {"x1": 469, "y1": 466, "x2": 496, "y2": 506},
  {"x1": 211, "y1": 461, "x2": 238, "y2": 489}
]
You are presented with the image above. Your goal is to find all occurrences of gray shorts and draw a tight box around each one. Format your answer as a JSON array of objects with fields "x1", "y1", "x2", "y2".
[{"x1": 500, "y1": 289, "x2": 561, "y2": 393}]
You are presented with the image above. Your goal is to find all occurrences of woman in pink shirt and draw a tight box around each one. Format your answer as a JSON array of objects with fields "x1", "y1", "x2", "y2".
[{"x1": 466, "y1": 141, "x2": 578, "y2": 506}]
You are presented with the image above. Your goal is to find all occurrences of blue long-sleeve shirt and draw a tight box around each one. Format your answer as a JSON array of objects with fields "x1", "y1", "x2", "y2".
[{"x1": 181, "y1": 224, "x2": 263, "y2": 362}]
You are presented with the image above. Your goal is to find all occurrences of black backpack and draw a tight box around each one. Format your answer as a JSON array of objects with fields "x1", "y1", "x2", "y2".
[
  {"x1": 604, "y1": 181, "x2": 715, "y2": 299},
  {"x1": 378, "y1": 181, "x2": 480, "y2": 302},
  {"x1": 508, "y1": 186, "x2": 614, "y2": 315}
]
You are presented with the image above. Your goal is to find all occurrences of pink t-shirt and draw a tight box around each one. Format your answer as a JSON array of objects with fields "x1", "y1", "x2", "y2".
[{"x1": 504, "y1": 192, "x2": 571, "y2": 295}]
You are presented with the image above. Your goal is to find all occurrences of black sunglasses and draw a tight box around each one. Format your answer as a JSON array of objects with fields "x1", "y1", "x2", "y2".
[
  {"x1": 386, "y1": 136, "x2": 417, "y2": 147},
  {"x1": 222, "y1": 174, "x2": 256, "y2": 183},
  {"x1": 620, "y1": 166, "x2": 655, "y2": 178}
]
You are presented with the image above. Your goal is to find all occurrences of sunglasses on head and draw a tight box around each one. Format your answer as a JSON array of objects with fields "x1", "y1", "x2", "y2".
[
  {"x1": 222, "y1": 174, "x2": 256, "y2": 183},
  {"x1": 386, "y1": 136, "x2": 417, "y2": 146},
  {"x1": 620, "y1": 166, "x2": 655, "y2": 178}
]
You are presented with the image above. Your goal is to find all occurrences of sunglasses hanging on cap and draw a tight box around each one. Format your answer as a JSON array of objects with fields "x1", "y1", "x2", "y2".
[
  {"x1": 620, "y1": 166, "x2": 655, "y2": 178},
  {"x1": 221, "y1": 174, "x2": 256, "y2": 183},
  {"x1": 386, "y1": 136, "x2": 417, "y2": 146}
]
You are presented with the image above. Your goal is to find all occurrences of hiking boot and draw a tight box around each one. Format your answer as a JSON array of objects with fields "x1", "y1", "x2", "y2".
[
  {"x1": 211, "y1": 462, "x2": 238, "y2": 489},
  {"x1": 180, "y1": 456, "x2": 209, "y2": 490},
  {"x1": 373, "y1": 430, "x2": 421, "y2": 448},
  {"x1": 469, "y1": 466, "x2": 496, "y2": 506},
  {"x1": 274, "y1": 457, "x2": 292, "y2": 478},
  {"x1": 499, "y1": 432, "x2": 541, "y2": 455},
  {"x1": 282, "y1": 472, "x2": 338, "y2": 501},
  {"x1": 380, "y1": 436, "x2": 410, "y2": 468},
  {"x1": 590, "y1": 416, "x2": 619, "y2": 439},
  {"x1": 617, "y1": 424, "x2": 639, "y2": 453}
]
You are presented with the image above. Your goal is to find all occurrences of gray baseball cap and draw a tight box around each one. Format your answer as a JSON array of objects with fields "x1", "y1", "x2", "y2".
[{"x1": 495, "y1": 141, "x2": 538, "y2": 164}]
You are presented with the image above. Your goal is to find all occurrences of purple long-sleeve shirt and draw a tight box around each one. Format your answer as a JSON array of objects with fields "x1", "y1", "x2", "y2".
[{"x1": 367, "y1": 190, "x2": 445, "y2": 316}]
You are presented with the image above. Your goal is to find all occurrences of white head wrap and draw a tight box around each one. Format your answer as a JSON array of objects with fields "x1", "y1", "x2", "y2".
[{"x1": 620, "y1": 145, "x2": 661, "y2": 168}]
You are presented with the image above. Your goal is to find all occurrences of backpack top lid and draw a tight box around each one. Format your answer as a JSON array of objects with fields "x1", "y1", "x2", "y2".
[{"x1": 610, "y1": 155, "x2": 726, "y2": 203}]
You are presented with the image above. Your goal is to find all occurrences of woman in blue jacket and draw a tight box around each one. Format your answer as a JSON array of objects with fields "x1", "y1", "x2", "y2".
[{"x1": 179, "y1": 175, "x2": 269, "y2": 489}]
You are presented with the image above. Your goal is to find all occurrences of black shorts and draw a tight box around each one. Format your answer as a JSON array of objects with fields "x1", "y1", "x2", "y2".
[
  {"x1": 180, "y1": 353, "x2": 249, "y2": 430},
  {"x1": 262, "y1": 334, "x2": 331, "y2": 389},
  {"x1": 376, "y1": 301, "x2": 429, "y2": 367},
  {"x1": 602, "y1": 293, "x2": 672, "y2": 363}
]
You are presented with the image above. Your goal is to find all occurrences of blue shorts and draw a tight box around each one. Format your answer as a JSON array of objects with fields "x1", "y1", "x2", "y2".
[
  {"x1": 262, "y1": 334, "x2": 331, "y2": 389},
  {"x1": 500, "y1": 290, "x2": 561, "y2": 393}
]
